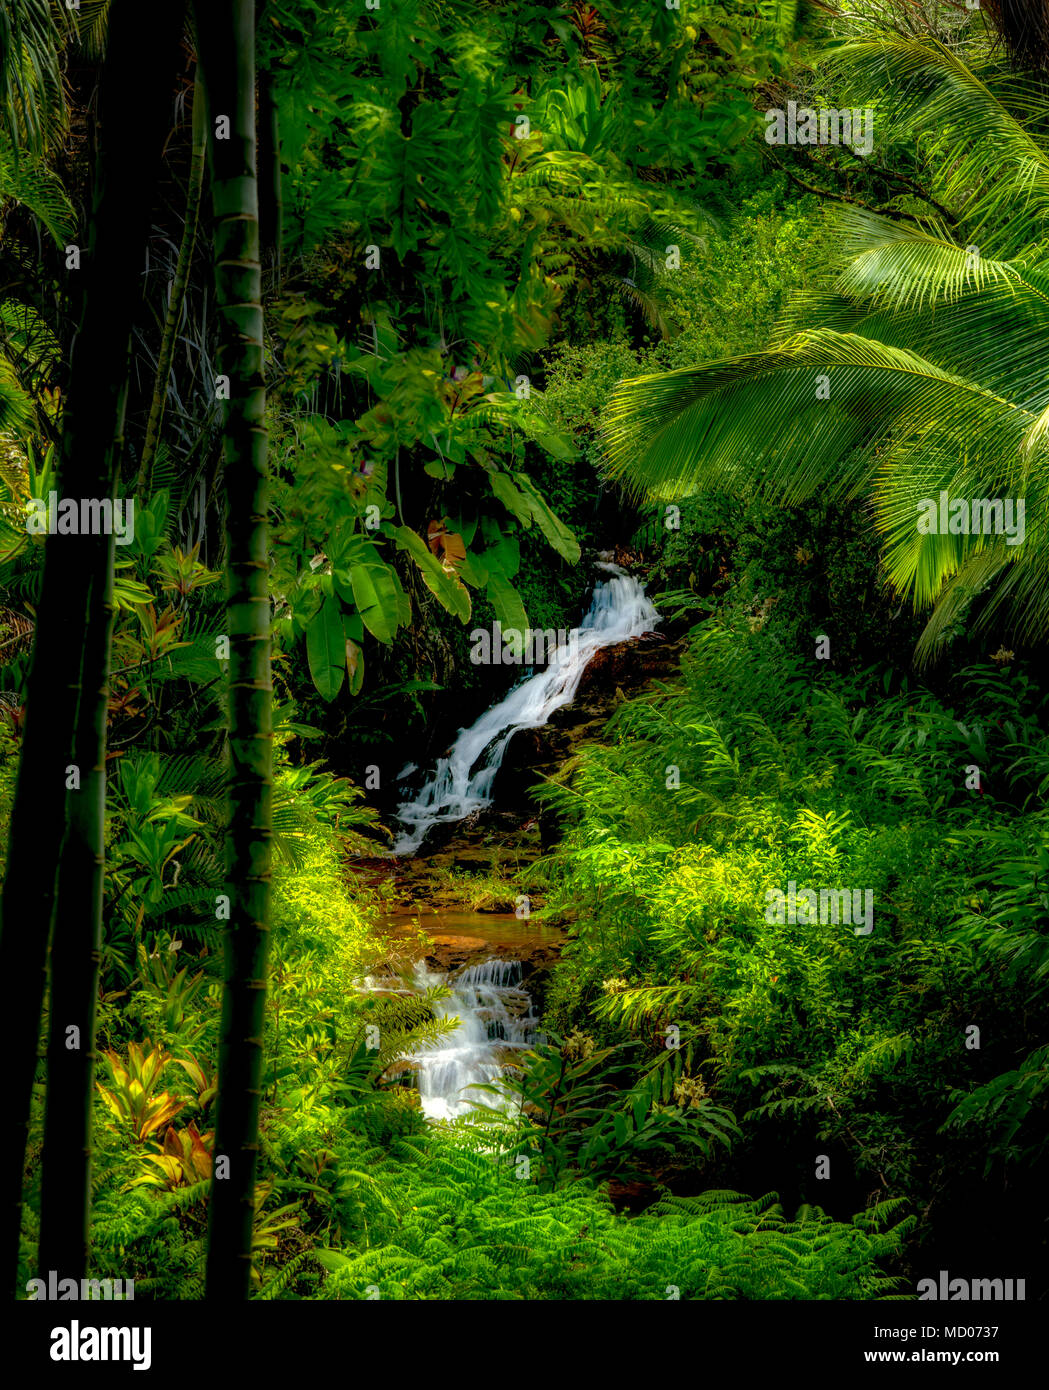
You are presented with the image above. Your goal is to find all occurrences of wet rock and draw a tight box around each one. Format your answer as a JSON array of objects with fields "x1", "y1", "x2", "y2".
[
  {"x1": 425, "y1": 947, "x2": 486, "y2": 973},
  {"x1": 428, "y1": 933, "x2": 492, "y2": 950},
  {"x1": 491, "y1": 633, "x2": 687, "y2": 804},
  {"x1": 493, "y1": 1045, "x2": 530, "y2": 1070},
  {"x1": 381, "y1": 1058, "x2": 420, "y2": 1084}
]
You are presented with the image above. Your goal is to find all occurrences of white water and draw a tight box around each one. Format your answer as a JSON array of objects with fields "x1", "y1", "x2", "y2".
[
  {"x1": 410, "y1": 958, "x2": 540, "y2": 1121},
  {"x1": 392, "y1": 566, "x2": 660, "y2": 854}
]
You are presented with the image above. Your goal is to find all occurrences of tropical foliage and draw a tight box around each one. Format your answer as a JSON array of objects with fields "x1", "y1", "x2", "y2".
[
  {"x1": 603, "y1": 29, "x2": 1049, "y2": 663},
  {"x1": 0, "y1": 0, "x2": 1044, "y2": 1319}
]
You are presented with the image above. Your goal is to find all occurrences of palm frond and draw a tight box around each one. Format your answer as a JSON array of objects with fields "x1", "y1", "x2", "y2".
[
  {"x1": 819, "y1": 35, "x2": 1049, "y2": 256},
  {"x1": 0, "y1": 136, "x2": 75, "y2": 243},
  {"x1": 602, "y1": 329, "x2": 1025, "y2": 505},
  {"x1": 0, "y1": 0, "x2": 67, "y2": 154}
]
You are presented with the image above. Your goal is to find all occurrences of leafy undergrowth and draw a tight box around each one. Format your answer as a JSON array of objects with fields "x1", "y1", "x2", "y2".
[
  {"x1": 533, "y1": 610, "x2": 1049, "y2": 1261},
  {"x1": 16, "y1": 760, "x2": 909, "y2": 1301}
]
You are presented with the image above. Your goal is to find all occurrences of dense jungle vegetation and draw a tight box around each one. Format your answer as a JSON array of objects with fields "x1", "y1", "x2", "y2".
[{"x1": 1, "y1": 0, "x2": 1046, "y2": 1308}]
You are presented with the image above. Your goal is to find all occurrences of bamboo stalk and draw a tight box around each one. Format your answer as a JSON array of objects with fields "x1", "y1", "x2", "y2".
[
  {"x1": 0, "y1": 0, "x2": 186, "y2": 1295},
  {"x1": 194, "y1": 0, "x2": 273, "y2": 1302}
]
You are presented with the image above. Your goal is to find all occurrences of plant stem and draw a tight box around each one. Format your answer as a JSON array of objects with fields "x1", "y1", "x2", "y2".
[{"x1": 137, "y1": 68, "x2": 207, "y2": 496}]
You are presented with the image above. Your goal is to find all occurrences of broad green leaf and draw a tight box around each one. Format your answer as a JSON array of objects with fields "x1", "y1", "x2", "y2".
[
  {"x1": 447, "y1": 512, "x2": 478, "y2": 546},
  {"x1": 486, "y1": 566, "x2": 529, "y2": 637},
  {"x1": 439, "y1": 433, "x2": 467, "y2": 464},
  {"x1": 480, "y1": 513, "x2": 507, "y2": 547},
  {"x1": 306, "y1": 598, "x2": 345, "y2": 701},
  {"x1": 313, "y1": 1249, "x2": 353, "y2": 1273},
  {"x1": 532, "y1": 429, "x2": 579, "y2": 462},
  {"x1": 488, "y1": 471, "x2": 533, "y2": 526},
  {"x1": 458, "y1": 552, "x2": 488, "y2": 587},
  {"x1": 347, "y1": 561, "x2": 403, "y2": 645},
  {"x1": 483, "y1": 533, "x2": 520, "y2": 579},
  {"x1": 424, "y1": 457, "x2": 455, "y2": 479},
  {"x1": 514, "y1": 472, "x2": 580, "y2": 563},
  {"x1": 391, "y1": 525, "x2": 471, "y2": 622}
]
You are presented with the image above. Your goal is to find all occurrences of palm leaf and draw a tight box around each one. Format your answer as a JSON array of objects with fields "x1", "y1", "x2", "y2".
[
  {"x1": 602, "y1": 31, "x2": 1049, "y2": 659},
  {"x1": 0, "y1": 351, "x2": 33, "y2": 436},
  {"x1": 602, "y1": 329, "x2": 1026, "y2": 505},
  {"x1": 0, "y1": 136, "x2": 75, "y2": 243},
  {"x1": 819, "y1": 36, "x2": 1049, "y2": 257},
  {"x1": 0, "y1": 0, "x2": 67, "y2": 154}
]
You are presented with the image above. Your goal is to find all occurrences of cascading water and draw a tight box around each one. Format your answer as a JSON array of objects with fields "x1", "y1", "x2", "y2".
[
  {"x1": 392, "y1": 565, "x2": 660, "y2": 854},
  {"x1": 410, "y1": 958, "x2": 540, "y2": 1120}
]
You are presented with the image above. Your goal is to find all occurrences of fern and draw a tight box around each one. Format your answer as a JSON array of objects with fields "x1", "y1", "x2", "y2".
[{"x1": 254, "y1": 1250, "x2": 311, "y2": 1300}]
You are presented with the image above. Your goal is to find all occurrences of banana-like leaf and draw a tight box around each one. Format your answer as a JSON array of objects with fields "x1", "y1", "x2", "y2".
[
  {"x1": 514, "y1": 471, "x2": 581, "y2": 563},
  {"x1": 391, "y1": 524, "x2": 471, "y2": 621},
  {"x1": 344, "y1": 560, "x2": 403, "y2": 646},
  {"x1": 485, "y1": 563, "x2": 529, "y2": 638},
  {"x1": 488, "y1": 471, "x2": 533, "y2": 526},
  {"x1": 306, "y1": 597, "x2": 345, "y2": 701}
]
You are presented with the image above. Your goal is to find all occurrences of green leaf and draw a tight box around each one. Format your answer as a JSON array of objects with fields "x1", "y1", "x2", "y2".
[
  {"x1": 447, "y1": 512, "x2": 478, "y2": 546},
  {"x1": 486, "y1": 566, "x2": 529, "y2": 637},
  {"x1": 347, "y1": 560, "x2": 404, "y2": 645},
  {"x1": 0, "y1": 351, "x2": 33, "y2": 436},
  {"x1": 0, "y1": 139, "x2": 75, "y2": 246},
  {"x1": 313, "y1": 1249, "x2": 353, "y2": 1273},
  {"x1": 306, "y1": 598, "x2": 345, "y2": 701},
  {"x1": 457, "y1": 552, "x2": 488, "y2": 587},
  {"x1": 424, "y1": 456, "x2": 455, "y2": 480},
  {"x1": 483, "y1": 532, "x2": 520, "y2": 580},
  {"x1": 532, "y1": 429, "x2": 579, "y2": 462},
  {"x1": 112, "y1": 574, "x2": 156, "y2": 611},
  {"x1": 514, "y1": 472, "x2": 580, "y2": 563},
  {"x1": 488, "y1": 471, "x2": 533, "y2": 526},
  {"x1": 391, "y1": 525, "x2": 471, "y2": 622}
]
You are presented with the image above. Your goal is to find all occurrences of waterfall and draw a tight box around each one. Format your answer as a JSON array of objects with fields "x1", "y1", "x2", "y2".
[
  {"x1": 410, "y1": 958, "x2": 540, "y2": 1120},
  {"x1": 392, "y1": 566, "x2": 660, "y2": 854}
]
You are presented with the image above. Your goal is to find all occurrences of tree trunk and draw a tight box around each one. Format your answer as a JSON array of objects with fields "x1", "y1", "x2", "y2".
[
  {"x1": 0, "y1": 0, "x2": 186, "y2": 1297},
  {"x1": 37, "y1": 529, "x2": 115, "y2": 1286},
  {"x1": 194, "y1": 0, "x2": 273, "y2": 1302},
  {"x1": 137, "y1": 67, "x2": 208, "y2": 495}
]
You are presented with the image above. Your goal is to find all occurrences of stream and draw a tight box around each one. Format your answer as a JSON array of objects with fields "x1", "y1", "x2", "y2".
[
  {"x1": 365, "y1": 566, "x2": 661, "y2": 1121},
  {"x1": 372, "y1": 913, "x2": 557, "y2": 1120},
  {"x1": 408, "y1": 956, "x2": 540, "y2": 1120},
  {"x1": 391, "y1": 565, "x2": 660, "y2": 855}
]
